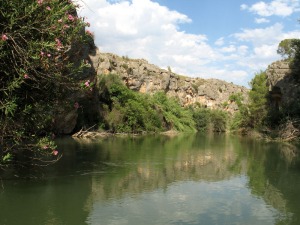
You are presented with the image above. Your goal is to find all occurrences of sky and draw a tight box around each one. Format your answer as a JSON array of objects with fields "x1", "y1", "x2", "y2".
[{"x1": 76, "y1": 0, "x2": 300, "y2": 87}]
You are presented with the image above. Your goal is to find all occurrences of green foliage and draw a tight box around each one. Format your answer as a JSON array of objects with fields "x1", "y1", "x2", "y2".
[
  {"x1": 210, "y1": 110, "x2": 228, "y2": 132},
  {"x1": 192, "y1": 108, "x2": 210, "y2": 132},
  {"x1": 2, "y1": 153, "x2": 12, "y2": 162},
  {"x1": 0, "y1": 0, "x2": 92, "y2": 166},
  {"x1": 192, "y1": 107, "x2": 228, "y2": 132},
  {"x1": 227, "y1": 93, "x2": 249, "y2": 131},
  {"x1": 247, "y1": 71, "x2": 268, "y2": 128},
  {"x1": 290, "y1": 39, "x2": 300, "y2": 80},
  {"x1": 98, "y1": 74, "x2": 162, "y2": 133},
  {"x1": 98, "y1": 74, "x2": 195, "y2": 133},
  {"x1": 277, "y1": 38, "x2": 300, "y2": 80},
  {"x1": 228, "y1": 93, "x2": 244, "y2": 108},
  {"x1": 152, "y1": 92, "x2": 196, "y2": 132},
  {"x1": 230, "y1": 111, "x2": 244, "y2": 131},
  {"x1": 277, "y1": 39, "x2": 298, "y2": 59}
]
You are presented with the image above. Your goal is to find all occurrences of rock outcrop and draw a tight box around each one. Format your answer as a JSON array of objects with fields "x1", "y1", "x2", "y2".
[
  {"x1": 55, "y1": 46, "x2": 249, "y2": 134},
  {"x1": 266, "y1": 60, "x2": 300, "y2": 108},
  {"x1": 91, "y1": 50, "x2": 248, "y2": 113}
]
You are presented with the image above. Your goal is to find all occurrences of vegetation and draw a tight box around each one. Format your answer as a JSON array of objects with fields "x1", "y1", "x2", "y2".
[
  {"x1": 227, "y1": 71, "x2": 269, "y2": 132},
  {"x1": 277, "y1": 39, "x2": 298, "y2": 59},
  {"x1": 0, "y1": 0, "x2": 232, "y2": 169},
  {"x1": 247, "y1": 71, "x2": 269, "y2": 128},
  {"x1": 2, "y1": 1, "x2": 299, "y2": 171},
  {"x1": 230, "y1": 37, "x2": 300, "y2": 140},
  {"x1": 98, "y1": 74, "x2": 196, "y2": 133},
  {"x1": 0, "y1": 0, "x2": 92, "y2": 167},
  {"x1": 192, "y1": 108, "x2": 228, "y2": 132},
  {"x1": 96, "y1": 74, "x2": 234, "y2": 134}
]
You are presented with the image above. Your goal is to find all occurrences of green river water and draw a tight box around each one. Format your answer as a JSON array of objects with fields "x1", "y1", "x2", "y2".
[{"x1": 1, "y1": 133, "x2": 300, "y2": 225}]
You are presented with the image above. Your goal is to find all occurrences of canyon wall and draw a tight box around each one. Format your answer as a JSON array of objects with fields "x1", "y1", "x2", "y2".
[{"x1": 90, "y1": 49, "x2": 248, "y2": 113}]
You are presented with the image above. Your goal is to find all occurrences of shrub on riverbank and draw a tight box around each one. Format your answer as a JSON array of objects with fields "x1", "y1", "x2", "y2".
[
  {"x1": 0, "y1": 0, "x2": 92, "y2": 167},
  {"x1": 192, "y1": 108, "x2": 228, "y2": 132},
  {"x1": 97, "y1": 74, "x2": 196, "y2": 133}
]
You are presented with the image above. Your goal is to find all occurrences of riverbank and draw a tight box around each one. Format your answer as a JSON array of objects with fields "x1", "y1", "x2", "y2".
[{"x1": 71, "y1": 128, "x2": 182, "y2": 139}]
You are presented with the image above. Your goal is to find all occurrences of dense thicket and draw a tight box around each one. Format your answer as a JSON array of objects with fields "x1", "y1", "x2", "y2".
[
  {"x1": 97, "y1": 74, "x2": 197, "y2": 133},
  {"x1": 96, "y1": 74, "x2": 232, "y2": 134},
  {"x1": 0, "y1": 0, "x2": 91, "y2": 167}
]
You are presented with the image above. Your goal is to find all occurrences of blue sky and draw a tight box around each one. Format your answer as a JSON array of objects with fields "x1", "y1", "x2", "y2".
[{"x1": 77, "y1": 0, "x2": 300, "y2": 86}]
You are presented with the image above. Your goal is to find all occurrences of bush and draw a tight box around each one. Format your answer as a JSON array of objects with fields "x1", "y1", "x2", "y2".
[
  {"x1": 98, "y1": 75, "x2": 195, "y2": 133},
  {"x1": 192, "y1": 107, "x2": 228, "y2": 132},
  {"x1": 152, "y1": 92, "x2": 196, "y2": 132},
  {"x1": 192, "y1": 108, "x2": 210, "y2": 132},
  {"x1": 98, "y1": 74, "x2": 162, "y2": 133},
  {"x1": 0, "y1": 0, "x2": 91, "y2": 167},
  {"x1": 210, "y1": 110, "x2": 228, "y2": 132}
]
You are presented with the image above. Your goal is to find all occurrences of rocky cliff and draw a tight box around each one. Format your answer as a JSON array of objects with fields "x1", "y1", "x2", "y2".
[
  {"x1": 56, "y1": 45, "x2": 249, "y2": 134},
  {"x1": 266, "y1": 60, "x2": 300, "y2": 108},
  {"x1": 90, "y1": 49, "x2": 248, "y2": 112}
]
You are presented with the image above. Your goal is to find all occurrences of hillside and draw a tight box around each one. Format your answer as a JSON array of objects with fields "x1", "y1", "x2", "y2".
[{"x1": 89, "y1": 49, "x2": 248, "y2": 112}]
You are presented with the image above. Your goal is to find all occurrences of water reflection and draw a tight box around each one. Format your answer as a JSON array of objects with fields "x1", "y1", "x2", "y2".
[{"x1": 0, "y1": 134, "x2": 300, "y2": 225}]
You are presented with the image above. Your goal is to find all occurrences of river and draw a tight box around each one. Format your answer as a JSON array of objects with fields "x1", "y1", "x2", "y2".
[{"x1": 1, "y1": 133, "x2": 300, "y2": 225}]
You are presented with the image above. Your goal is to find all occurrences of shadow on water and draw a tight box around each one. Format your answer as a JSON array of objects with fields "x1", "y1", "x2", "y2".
[{"x1": 0, "y1": 133, "x2": 300, "y2": 225}]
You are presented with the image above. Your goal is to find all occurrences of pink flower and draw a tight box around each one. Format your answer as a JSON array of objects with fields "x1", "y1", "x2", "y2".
[
  {"x1": 46, "y1": 6, "x2": 51, "y2": 10},
  {"x1": 55, "y1": 38, "x2": 63, "y2": 51},
  {"x1": 40, "y1": 51, "x2": 44, "y2": 57},
  {"x1": 24, "y1": 74, "x2": 29, "y2": 79},
  {"x1": 52, "y1": 150, "x2": 58, "y2": 156},
  {"x1": 43, "y1": 145, "x2": 48, "y2": 149},
  {"x1": 58, "y1": 19, "x2": 63, "y2": 23},
  {"x1": 55, "y1": 38, "x2": 62, "y2": 47},
  {"x1": 74, "y1": 102, "x2": 79, "y2": 109},
  {"x1": 1, "y1": 34, "x2": 8, "y2": 41},
  {"x1": 86, "y1": 30, "x2": 93, "y2": 36},
  {"x1": 47, "y1": 53, "x2": 51, "y2": 57},
  {"x1": 68, "y1": 14, "x2": 75, "y2": 21},
  {"x1": 84, "y1": 80, "x2": 90, "y2": 87},
  {"x1": 37, "y1": 0, "x2": 43, "y2": 5},
  {"x1": 63, "y1": 24, "x2": 70, "y2": 29}
]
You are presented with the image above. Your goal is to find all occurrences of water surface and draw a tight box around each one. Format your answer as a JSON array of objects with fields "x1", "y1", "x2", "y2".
[{"x1": 1, "y1": 133, "x2": 300, "y2": 225}]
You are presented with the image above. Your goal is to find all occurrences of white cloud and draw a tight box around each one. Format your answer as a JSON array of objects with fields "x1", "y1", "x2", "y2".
[
  {"x1": 240, "y1": 4, "x2": 248, "y2": 10},
  {"x1": 220, "y1": 45, "x2": 236, "y2": 53},
  {"x1": 215, "y1": 37, "x2": 225, "y2": 46},
  {"x1": 77, "y1": 0, "x2": 219, "y2": 71},
  {"x1": 232, "y1": 23, "x2": 300, "y2": 73},
  {"x1": 253, "y1": 44, "x2": 278, "y2": 59},
  {"x1": 255, "y1": 18, "x2": 270, "y2": 24},
  {"x1": 237, "y1": 45, "x2": 249, "y2": 55},
  {"x1": 241, "y1": 0, "x2": 300, "y2": 17},
  {"x1": 234, "y1": 23, "x2": 284, "y2": 45},
  {"x1": 75, "y1": 0, "x2": 300, "y2": 87}
]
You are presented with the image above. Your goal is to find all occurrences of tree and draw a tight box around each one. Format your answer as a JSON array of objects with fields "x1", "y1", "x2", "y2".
[
  {"x1": 0, "y1": 0, "x2": 92, "y2": 168},
  {"x1": 277, "y1": 39, "x2": 298, "y2": 59},
  {"x1": 247, "y1": 71, "x2": 268, "y2": 128}
]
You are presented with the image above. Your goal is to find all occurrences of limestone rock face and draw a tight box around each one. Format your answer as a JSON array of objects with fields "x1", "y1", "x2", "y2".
[
  {"x1": 91, "y1": 52, "x2": 248, "y2": 113},
  {"x1": 266, "y1": 60, "x2": 300, "y2": 107},
  {"x1": 53, "y1": 47, "x2": 250, "y2": 134}
]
